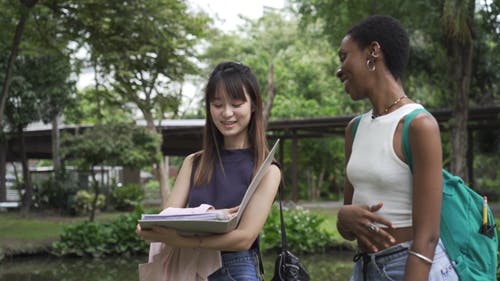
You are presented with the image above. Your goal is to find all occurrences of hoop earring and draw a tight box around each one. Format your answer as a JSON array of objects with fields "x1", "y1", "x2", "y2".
[{"x1": 366, "y1": 59, "x2": 376, "y2": 72}]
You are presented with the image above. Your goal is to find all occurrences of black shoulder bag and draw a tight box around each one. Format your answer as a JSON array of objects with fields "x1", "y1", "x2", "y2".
[{"x1": 271, "y1": 183, "x2": 310, "y2": 281}]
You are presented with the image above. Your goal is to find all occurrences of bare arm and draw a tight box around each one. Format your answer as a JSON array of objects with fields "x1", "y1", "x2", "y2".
[
  {"x1": 337, "y1": 118, "x2": 356, "y2": 240},
  {"x1": 137, "y1": 164, "x2": 281, "y2": 251},
  {"x1": 402, "y1": 113, "x2": 442, "y2": 281},
  {"x1": 163, "y1": 153, "x2": 196, "y2": 209}
]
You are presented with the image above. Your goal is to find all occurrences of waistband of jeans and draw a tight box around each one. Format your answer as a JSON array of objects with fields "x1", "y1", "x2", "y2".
[
  {"x1": 221, "y1": 247, "x2": 258, "y2": 256},
  {"x1": 354, "y1": 240, "x2": 412, "y2": 263}
]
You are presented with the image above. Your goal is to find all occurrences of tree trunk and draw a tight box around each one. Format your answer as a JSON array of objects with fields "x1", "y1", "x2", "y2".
[
  {"x1": 143, "y1": 110, "x2": 170, "y2": 207},
  {"x1": 317, "y1": 168, "x2": 325, "y2": 200},
  {"x1": 291, "y1": 134, "x2": 298, "y2": 202},
  {"x1": 0, "y1": 1, "x2": 39, "y2": 127},
  {"x1": 307, "y1": 172, "x2": 315, "y2": 200},
  {"x1": 51, "y1": 115, "x2": 61, "y2": 171},
  {"x1": 89, "y1": 168, "x2": 99, "y2": 222},
  {"x1": 0, "y1": 137, "x2": 7, "y2": 202},
  {"x1": 263, "y1": 60, "x2": 275, "y2": 127},
  {"x1": 447, "y1": 32, "x2": 473, "y2": 183},
  {"x1": 156, "y1": 155, "x2": 170, "y2": 207},
  {"x1": 19, "y1": 125, "x2": 32, "y2": 214},
  {"x1": 442, "y1": 0, "x2": 475, "y2": 184}
]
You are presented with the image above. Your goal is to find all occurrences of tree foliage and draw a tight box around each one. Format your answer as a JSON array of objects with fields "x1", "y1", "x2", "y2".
[
  {"x1": 63, "y1": 87, "x2": 133, "y2": 125},
  {"x1": 45, "y1": 0, "x2": 211, "y2": 126},
  {"x1": 61, "y1": 123, "x2": 161, "y2": 220},
  {"x1": 291, "y1": 0, "x2": 499, "y2": 183},
  {"x1": 61, "y1": 123, "x2": 161, "y2": 169},
  {"x1": 202, "y1": 10, "x2": 360, "y2": 200},
  {"x1": 1, "y1": 0, "x2": 497, "y2": 203}
]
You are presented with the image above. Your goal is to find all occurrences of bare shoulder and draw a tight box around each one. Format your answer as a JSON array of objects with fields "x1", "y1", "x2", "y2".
[
  {"x1": 267, "y1": 163, "x2": 282, "y2": 178},
  {"x1": 407, "y1": 111, "x2": 442, "y2": 154},
  {"x1": 183, "y1": 151, "x2": 202, "y2": 165},
  {"x1": 408, "y1": 112, "x2": 440, "y2": 135}
]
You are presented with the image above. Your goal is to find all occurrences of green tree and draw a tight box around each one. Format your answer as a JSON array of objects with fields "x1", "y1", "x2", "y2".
[
  {"x1": 442, "y1": 0, "x2": 475, "y2": 181},
  {"x1": 4, "y1": 72, "x2": 37, "y2": 214},
  {"x1": 0, "y1": 0, "x2": 77, "y2": 212},
  {"x1": 0, "y1": 0, "x2": 39, "y2": 129},
  {"x1": 292, "y1": 0, "x2": 499, "y2": 182},
  {"x1": 49, "y1": 0, "x2": 210, "y2": 205},
  {"x1": 63, "y1": 87, "x2": 134, "y2": 125},
  {"x1": 203, "y1": 10, "x2": 355, "y2": 200},
  {"x1": 61, "y1": 123, "x2": 161, "y2": 221},
  {"x1": 3, "y1": 52, "x2": 75, "y2": 214}
]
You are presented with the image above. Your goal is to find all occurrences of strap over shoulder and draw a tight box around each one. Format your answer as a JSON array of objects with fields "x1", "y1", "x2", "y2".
[
  {"x1": 401, "y1": 108, "x2": 431, "y2": 172},
  {"x1": 350, "y1": 115, "x2": 363, "y2": 143}
]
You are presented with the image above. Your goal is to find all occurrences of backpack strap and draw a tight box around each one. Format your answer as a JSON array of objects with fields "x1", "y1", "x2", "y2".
[
  {"x1": 401, "y1": 109, "x2": 462, "y2": 262},
  {"x1": 350, "y1": 115, "x2": 363, "y2": 143},
  {"x1": 401, "y1": 108, "x2": 430, "y2": 172}
]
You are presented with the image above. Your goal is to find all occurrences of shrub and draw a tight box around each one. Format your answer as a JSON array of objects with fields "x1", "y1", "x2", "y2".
[
  {"x1": 144, "y1": 180, "x2": 159, "y2": 191},
  {"x1": 111, "y1": 183, "x2": 144, "y2": 211},
  {"x1": 33, "y1": 176, "x2": 75, "y2": 212},
  {"x1": 52, "y1": 208, "x2": 150, "y2": 257},
  {"x1": 72, "y1": 190, "x2": 106, "y2": 216},
  {"x1": 261, "y1": 203, "x2": 334, "y2": 254}
]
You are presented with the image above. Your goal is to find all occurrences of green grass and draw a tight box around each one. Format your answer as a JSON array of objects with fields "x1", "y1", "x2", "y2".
[
  {"x1": 303, "y1": 207, "x2": 338, "y2": 234},
  {"x1": 0, "y1": 211, "x2": 128, "y2": 255},
  {"x1": 2, "y1": 208, "x2": 497, "y2": 258},
  {"x1": 1, "y1": 216, "x2": 68, "y2": 241}
]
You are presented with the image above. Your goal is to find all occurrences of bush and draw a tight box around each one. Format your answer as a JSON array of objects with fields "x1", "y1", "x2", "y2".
[
  {"x1": 111, "y1": 183, "x2": 144, "y2": 211},
  {"x1": 261, "y1": 203, "x2": 334, "y2": 254},
  {"x1": 33, "y1": 177, "x2": 72, "y2": 212},
  {"x1": 144, "y1": 180, "x2": 159, "y2": 191},
  {"x1": 52, "y1": 208, "x2": 150, "y2": 257},
  {"x1": 72, "y1": 190, "x2": 106, "y2": 216}
]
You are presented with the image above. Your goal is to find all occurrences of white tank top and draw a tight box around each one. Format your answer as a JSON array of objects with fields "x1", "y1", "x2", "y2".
[{"x1": 347, "y1": 103, "x2": 424, "y2": 228}]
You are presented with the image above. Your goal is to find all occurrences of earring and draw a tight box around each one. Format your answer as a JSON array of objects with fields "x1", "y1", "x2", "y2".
[{"x1": 366, "y1": 59, "x2": 376, "y2": 71}]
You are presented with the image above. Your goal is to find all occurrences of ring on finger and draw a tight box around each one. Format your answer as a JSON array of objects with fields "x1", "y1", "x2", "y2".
[{"x1": 367, "y1": 223, "x2": 380, "y2": 233}]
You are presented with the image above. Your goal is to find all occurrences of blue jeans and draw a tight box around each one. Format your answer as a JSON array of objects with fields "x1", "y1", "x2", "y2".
[
  {"x1": 208, "y1": 249, "x2": 262, "y2": 281},
  {"x1": 350, "y1": 239, "x2": 458, "y2": 281}
]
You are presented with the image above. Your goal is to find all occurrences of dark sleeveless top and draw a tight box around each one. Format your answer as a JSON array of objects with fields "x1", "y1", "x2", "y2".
[{"x1": 188, "y1": 148, "x2": 259, "y2": 251}]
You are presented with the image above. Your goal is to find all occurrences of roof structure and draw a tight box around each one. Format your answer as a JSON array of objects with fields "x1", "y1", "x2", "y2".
[{"x1": 4, "y1": 106, "x2": 499, "y2": 161}]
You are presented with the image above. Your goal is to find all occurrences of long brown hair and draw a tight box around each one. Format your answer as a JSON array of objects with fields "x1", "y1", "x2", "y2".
[{"x1": 193, "y1": 61, "x2": 268, "y2": 186}]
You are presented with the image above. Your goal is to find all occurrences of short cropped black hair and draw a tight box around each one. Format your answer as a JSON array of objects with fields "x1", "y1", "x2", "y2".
[{"x1": 347, "y1": 15, "x2": 409, "y2": 80}]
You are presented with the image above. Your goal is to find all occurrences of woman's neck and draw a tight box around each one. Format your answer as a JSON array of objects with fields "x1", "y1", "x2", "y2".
[
  {"x1": 369, "y1": 77, "x2": 407, "y2": 117},
  {"x1": 223, "y1": 136, "x2": 250, "y2": 150}
]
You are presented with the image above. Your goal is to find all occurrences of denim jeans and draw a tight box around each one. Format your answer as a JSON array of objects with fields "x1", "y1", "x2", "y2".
[
  {"x1": 208, "y1": 249, "x2": 262, "y2": 281},
  {"x1": 350, "y1": 239, "x2": 459, "y2": 281}
]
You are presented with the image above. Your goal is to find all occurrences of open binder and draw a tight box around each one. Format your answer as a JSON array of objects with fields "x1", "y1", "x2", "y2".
[{"x1": 138, "y1": 139, "x2": 280, "y2": 235}]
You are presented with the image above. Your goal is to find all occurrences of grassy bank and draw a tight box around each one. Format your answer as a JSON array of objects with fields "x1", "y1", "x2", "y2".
[
  {"x1": 0, "y1": 211, "x2": 127, "y2": 258},
  {"x1": 3, "y1": 206, "x2": 497, "y2": 260},
  {"x1": 0, "y1": 207, "x2": 346, "y2": 259}
]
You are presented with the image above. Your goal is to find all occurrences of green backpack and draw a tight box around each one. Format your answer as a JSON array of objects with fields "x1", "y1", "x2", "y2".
[{"x1": 352, "y1": 109, "x2": 498, "y2": 280}]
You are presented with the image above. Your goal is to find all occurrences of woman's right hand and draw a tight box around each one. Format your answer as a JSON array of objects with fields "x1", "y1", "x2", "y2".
[{"x1": 337, "y1": 202, "x2": 396, "y2": 252}]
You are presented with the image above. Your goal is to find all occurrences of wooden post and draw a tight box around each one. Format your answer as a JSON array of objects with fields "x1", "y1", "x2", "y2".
[{"x1": 291, "y1": 131, "x2": 298, "y2": 202}]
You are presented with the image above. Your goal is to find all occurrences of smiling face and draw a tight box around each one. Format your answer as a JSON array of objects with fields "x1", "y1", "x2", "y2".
[
  {"x1": 209, "y1": 88, "x2": 252, "y2": 148},
  {"x1": 336, "y1": 35, "x2": 371, "y2": 100}
]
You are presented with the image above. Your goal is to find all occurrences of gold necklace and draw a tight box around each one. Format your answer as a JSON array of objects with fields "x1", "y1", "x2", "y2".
[{"x1": 372, "y1": 95, "x2": 407, "y2": 119}]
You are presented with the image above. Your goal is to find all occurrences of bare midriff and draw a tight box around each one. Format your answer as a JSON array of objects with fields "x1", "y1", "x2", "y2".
[{"x1": 360, "y1": 226, "x2": 413, "y2": 253}]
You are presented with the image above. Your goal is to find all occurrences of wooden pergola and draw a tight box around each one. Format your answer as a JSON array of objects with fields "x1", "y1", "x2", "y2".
[{"x1": 4, "y1": 106, "x2": 500, "y2": 201}]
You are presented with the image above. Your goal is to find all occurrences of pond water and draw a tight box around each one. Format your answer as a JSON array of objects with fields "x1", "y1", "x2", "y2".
[{"x1": 0, "y1": 252, "x2": 354, "y2": 281}]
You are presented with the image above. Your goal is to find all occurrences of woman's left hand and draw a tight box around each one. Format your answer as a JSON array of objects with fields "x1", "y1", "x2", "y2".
[
  {"x1": 219, "y1": 206, "x2": 239, "y2": 219},
  {"x1": 337, "y1": 202, "x2": 396, "y2": 252},
  {"x1": 136, "y1": 224, "x2": 185, "y2": 245}
]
